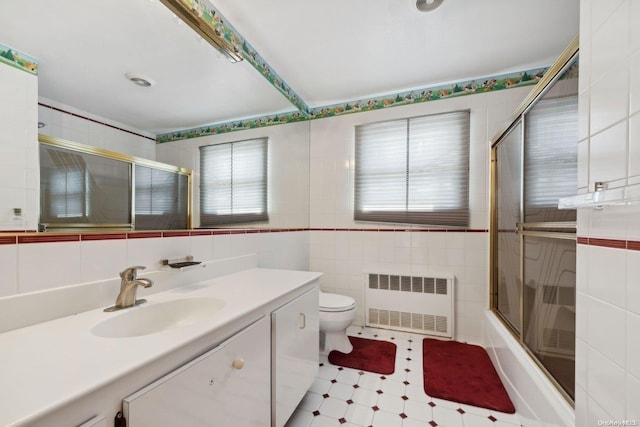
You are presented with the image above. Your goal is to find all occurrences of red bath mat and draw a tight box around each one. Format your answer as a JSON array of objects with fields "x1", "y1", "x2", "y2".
[
  {"x1": 422, "y1": 338, "x2": 515, "y2": 413},
  {"x1": 328, "y1": 336, "x2": 396, "y2": 375}
]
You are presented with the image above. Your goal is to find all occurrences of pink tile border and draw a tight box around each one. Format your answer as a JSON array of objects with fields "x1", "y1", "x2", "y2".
[
  {"x1": 0, "y1": 236, "x2": 17, "y2": 245},
  {"x1": 162, "y1": 231, "x2": 190, "y2": 238},
  {"x1": 126, "y1": 232, "x2": 162, "y2": 239},
  {"x1": 17, "y1": 234, "x2": 80, "y2": 244},
  {"x1": 577, "y1": 236, "x2": 640, "y2": 251},
  {"x1": 1, "y1": 227, "x2": 485, "y2": 246},
  {"x1": 588, "y1": 238, "x2": 626, "y2": 249},
  {"x1": 189, "y1": 230, "x2": 213, "y2": 236},
  {"x1": 81, "y1": 233, "x2": 127, "y2": 241},
  {"x1": 628, "y1": 241, "x2": 640, "y2": 251},
  {"x1": 5, "y1": 229, "x2": 640, "y2": 253},
  {"x1": 308, "y1": 228, "x2": 488, "y2": 233}
]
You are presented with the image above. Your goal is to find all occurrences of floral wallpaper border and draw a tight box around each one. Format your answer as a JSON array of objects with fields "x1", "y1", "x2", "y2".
[
  {"x1": 176, "y1": 0, "x2": 310, "y2": 115},
  {"x1": 0, "y1": 42, "x2": 38, "y2": 75},
  {"x1": 157, "y1": 66, "x2": 550, "y2": 143}
]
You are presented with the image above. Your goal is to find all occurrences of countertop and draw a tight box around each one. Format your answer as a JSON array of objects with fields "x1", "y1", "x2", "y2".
[{"x1": 0, "y1": 268, "x2": 321, "y2": 427}]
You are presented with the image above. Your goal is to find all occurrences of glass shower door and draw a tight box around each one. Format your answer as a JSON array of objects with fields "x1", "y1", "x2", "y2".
[
  {"x1": 494, "y1": 121, "x2": 523, "y2": 333},
  {"x1": 490, "y1": 45, "x2": 578, "y2": 403},
  {"x1": 521, "y1": 87, "x2": 578, "y2": 400}
]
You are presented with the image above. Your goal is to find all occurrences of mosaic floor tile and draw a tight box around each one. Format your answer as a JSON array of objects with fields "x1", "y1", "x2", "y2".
[
  {"x1": 329, "y1": 381, "x2": 356, "y2": 400},
  {"x1": 343, "y1": 402, "x2": 375, "y2": 426},
  {"x1": 376, "y1": 392, "x2": 405, "y2": 414},
  {"x1": 289, "y1": 327, "x2": 524, "y2": 427},
  {"x1": 350, "y1": 386, "x2": 379, "y2": 407},
  {"x1": 319, "y1": 397, "x2": 349, "y2": 419},
  {"x1": 371, "y1": 409, "x2": 404, "y2": 427},
  {"x1": 335, "y1": 369, "x2": 361, "y2": 385}
]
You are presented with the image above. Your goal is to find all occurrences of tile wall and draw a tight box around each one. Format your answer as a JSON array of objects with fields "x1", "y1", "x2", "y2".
[
  {"x1": 0, "y1": 230, "x2": 309, "y2": 298},
  {"x1": 0, "y1": 95, "x2": 310, "y2": 299},
  {"x1": 156, "y1": 121, "x2": 311, "y2": 229},
  {"x1": 576, "y1": 0, "x2": 640, "y2": 423},
  {"x1": 37, "y1": 97, "x2": 157, "y2": 160},
  {"x1": 308, "y1": 86, "x2": 532, "y2": 345},
  {"x1": 0, "y1": 58, "x2": 38, "y2": 231}
]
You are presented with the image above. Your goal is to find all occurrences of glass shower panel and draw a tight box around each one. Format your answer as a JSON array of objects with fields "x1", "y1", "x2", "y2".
[
  {"x1": 523, "y1": 235, "x2": 576, "y2": 399},
  {"x1": 495, "y1": 122, "x2": 522, "y2": 332},
  {"x1": 524, "y1": 66, "x2": 578, "y2": 224}
]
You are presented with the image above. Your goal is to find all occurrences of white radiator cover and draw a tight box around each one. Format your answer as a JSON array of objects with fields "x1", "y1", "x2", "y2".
[{"x1": 365, "y1": 272, "x2": 455, "y2": 338}]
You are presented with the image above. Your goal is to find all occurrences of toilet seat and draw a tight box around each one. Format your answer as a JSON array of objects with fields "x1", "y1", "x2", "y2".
[{"x1": 319, "y1": 292, "x2": 356, "y2": 312}]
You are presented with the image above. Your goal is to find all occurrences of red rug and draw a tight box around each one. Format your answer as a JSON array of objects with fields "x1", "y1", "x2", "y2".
[
  {"x1": 328, "y1": 336, "x2": 396, "y2": 375},
  {"x1": 422, "y1": 338, "x2": 515, "y2": 413}
]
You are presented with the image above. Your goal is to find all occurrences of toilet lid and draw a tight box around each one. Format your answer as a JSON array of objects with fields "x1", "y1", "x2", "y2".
[{"x1": 319, "y1": 292, "x2": 356, "y2": 312}]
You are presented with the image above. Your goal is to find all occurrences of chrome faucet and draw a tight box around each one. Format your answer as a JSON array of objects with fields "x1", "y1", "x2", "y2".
[{"x1": 105, "y1": 266, "x2": 154, "y2": 312}]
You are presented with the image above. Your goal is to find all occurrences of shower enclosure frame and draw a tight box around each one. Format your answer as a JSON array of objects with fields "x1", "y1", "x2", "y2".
[{"x1": 489, "y1": 36, "x2": 579, "y2": 405}]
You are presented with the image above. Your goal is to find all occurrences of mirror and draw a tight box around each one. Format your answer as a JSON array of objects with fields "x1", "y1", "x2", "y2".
[{"x1": 0, "y1": 1, "x2": 311, "y2": 233}]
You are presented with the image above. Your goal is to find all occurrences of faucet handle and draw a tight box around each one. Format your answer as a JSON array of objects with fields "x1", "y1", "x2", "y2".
[{"x1": 120, "y1": 265, "x2": 146, "y2": 280}]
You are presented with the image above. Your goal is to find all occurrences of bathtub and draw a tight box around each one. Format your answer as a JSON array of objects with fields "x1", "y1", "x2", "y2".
[{"x1": 483, "y1": 310, "x2": 575, "y2": 427}]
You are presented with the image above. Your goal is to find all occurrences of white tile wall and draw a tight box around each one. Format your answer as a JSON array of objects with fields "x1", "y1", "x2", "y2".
[
  {"x1": 79, "y1": 238, "x2": 128, "y2": 284},
  {"x1": 37, "y1": 97, "x2": 156, "y2": 160},
  {"x1": 310, "y1": 230, "x2": 489, "y2": 344},
  {"x1": 0, "y1": 232, "x2": 309, "y2": 299},
  {"x1": 586, "y1": 245, "x2": 626, "y2": 307},
  {"x1": 0, "y1": 59, "x2": 38, "y2": 230},
  {"x1": 17, "y1": 241, "x2": 82, "y2": 293},
  {"x1": 0, "y1": 243, "x2": 18, "y2": 297},
  {"x1": 577, "y1": 0, "x2": 640, "y2": 422},
  {"x1": 308, "y1": 87, "x2": 529, "y2": 345},
  {"x1": 155, "y1": 121, "x2": 311, "y2": 229}
]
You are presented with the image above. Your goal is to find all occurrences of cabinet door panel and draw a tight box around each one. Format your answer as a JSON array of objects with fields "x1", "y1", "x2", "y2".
[
  {"x1": 272, "y1": 287, "x2": 319, "y2": 427},
  {"x1": 124, "y1": 317, "x2": 270, "y2": 427}
]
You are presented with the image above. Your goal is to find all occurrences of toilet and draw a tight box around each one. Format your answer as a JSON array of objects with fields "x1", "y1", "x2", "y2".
[{"x1": 319, "y1": 291, "x2": 357, "y2": 355}]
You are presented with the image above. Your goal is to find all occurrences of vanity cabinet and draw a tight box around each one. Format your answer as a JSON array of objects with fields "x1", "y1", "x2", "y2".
[
  {"x1": 272, "y1": 287, "x2": 319, "y2": 426},
  {"x1": 123, "y1": 317, "x2": 270, "y2": 427}
]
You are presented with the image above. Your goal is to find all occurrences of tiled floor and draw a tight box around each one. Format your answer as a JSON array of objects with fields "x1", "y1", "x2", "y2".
[{"x1": 286, "y1": 326, "x2": 523, "y2": 427}]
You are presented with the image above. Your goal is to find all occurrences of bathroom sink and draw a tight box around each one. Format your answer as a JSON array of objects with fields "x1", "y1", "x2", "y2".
[{"x1": 91, "y1": 297, "x2": 225, "y2": 338}]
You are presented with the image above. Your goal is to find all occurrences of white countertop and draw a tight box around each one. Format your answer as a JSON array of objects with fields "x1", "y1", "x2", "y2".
[{"x1": 0, "y1": 268, "x2": 321, "y2": 427}]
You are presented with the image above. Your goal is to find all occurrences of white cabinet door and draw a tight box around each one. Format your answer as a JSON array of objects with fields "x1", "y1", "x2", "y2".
[
  {"x1": 124, "y1": 317, "x2": 270, "y2": 427},
  {"x1": 272, "y1": 287, "x2": 319, "y2": 427}
]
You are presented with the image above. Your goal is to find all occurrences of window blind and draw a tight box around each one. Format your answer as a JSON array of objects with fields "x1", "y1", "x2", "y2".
[
  {"x1": 199, "y1": 138, "x2": 268, "y2": 226},
  {"x1": 354, "y1": 110, "x2": 470, "y2": 227},
  {"x1": 135, "y1": 165, "x2": 189, "y2": 230},
  {"x1": 524, "y1": 95, "x2": 578, "y2": 223}
]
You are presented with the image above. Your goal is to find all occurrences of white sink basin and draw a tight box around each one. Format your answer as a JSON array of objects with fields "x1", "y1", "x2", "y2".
[{"x1": 91, "y1": 297, "x2": 225, "y2": 338}]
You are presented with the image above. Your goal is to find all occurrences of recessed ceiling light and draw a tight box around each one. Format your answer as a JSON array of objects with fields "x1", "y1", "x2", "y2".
[
  {"x1": 416, "y1": 0, "x2": 444, "y2": 12},
  {"x1": 125, "y1": 72, "x2": 154, "y2": 87}
]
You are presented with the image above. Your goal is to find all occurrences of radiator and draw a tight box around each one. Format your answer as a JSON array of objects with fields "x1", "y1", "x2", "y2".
[
  {"x1": 536, "y1": 284, "x2": 575, "y2": 358},
  {"x1": 365, "y1": 272, "x2": 455, "y2": 338}
]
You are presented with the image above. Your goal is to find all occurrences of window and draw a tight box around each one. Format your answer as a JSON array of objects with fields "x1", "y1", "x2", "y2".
[
  {"x1": 354, "y1": 110, "x2": 470, "y2": 227},
  {"x1": 524, "y1": 95, "x2": 578, "y2": 223},
  {"x1": 135, "y1": 165, "x2": 189, "y2": 230},
  {"x1": 199, "y1": 138, "x2": 268, "y2": 226}
]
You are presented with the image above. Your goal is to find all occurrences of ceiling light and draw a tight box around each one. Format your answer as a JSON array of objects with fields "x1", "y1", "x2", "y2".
[
  {"x1": 159, "y1": 0, "x2": 243, "y2": 63},
  {"x1": 125, "y1": 73, "x2": 154, "y2": 87},
  {"x1": 416, "y1": 0, "x2": 444, "y2": 12}
]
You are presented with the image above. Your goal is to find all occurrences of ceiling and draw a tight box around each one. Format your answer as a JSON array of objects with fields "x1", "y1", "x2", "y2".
[{"x1": 0, "y1": 0, "x2": 579, "y2": 137}]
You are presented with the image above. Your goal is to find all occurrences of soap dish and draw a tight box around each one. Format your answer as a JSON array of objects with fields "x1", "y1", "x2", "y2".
[
  {"x1": 168, "y1": 261, "x2": 201, "y2": 268},
  {"x1": 161, "y1": 256, "x2": 204, "y2": 272}
]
